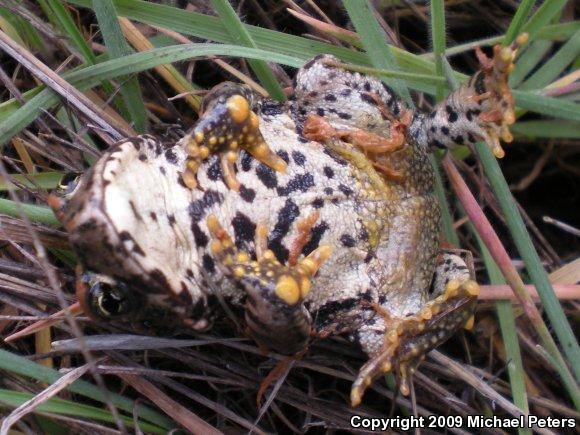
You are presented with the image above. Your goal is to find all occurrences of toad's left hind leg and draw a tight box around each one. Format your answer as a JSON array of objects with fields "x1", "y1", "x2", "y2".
[
  {"x1": 350, "y1": 251, "x2": 479, "y2": 407},
  {"x1": 422, "y1": 34, "x2": 528, "y2": 157},
  {"x1": 206, "y1": 215, "x2": 332, "y2": 355},
  {"x1": 180, "y1": 83, "x2": 287, "y2": 191}
]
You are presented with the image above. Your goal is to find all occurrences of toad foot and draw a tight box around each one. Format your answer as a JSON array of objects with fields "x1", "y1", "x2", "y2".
[
  {"x1": 181, "y1": 83, "x2": 287, "y2": 190},
  {"x1": 350, "y1": 278, "x2": 479, "y2": 407},
  {"x1": 206, "y1": 214, "x2": 332, "y2": 355}
]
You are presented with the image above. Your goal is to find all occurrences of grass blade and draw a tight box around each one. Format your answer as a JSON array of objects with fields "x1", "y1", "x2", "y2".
[
  {"x1": 45, "y1": 0, "x2": 98, "y2": 64},
  {"x1": 522, "y1": 0, "x2": 568, "y2": 41},
  {"x1": 0, "y1": 349, "x2": 173, "y2": 429},
  {"x1": 520, "y1": 29, "x2": 580, "y2": 90},
  {"x1": 342, "y1": 0, "x2": 412, "y2": 105},
  {"x1": 93, "y1": 0, "x2": 148, "y2": 132},
  {"x1": 0, "y1": 198, "x2": 60, "y2": 226},
  {"x1": 210, "y1": 0, "x2": 285, "y2": 101},
  {"x1": 503, "y1": 0, "x2": 536, "y2": 45},
  {"x1": 0, "y1": 44, "x2": 302, "y2": 146},
  {"x1": 475, "y1": 142, "x2": 580, "y2": 385},
  {"x1": 429, "y1": 0, "x2": 446, "y2": 101},
  {"x1": 477, "y1": 235, "x2": 531, "y2": 435},
  {"x1": 509, "y1": 40, "x2": 553, "y2": 87},
  {"x1": 0, "y1": 389, "x2": 165, "y2": 433},
  {"x1": 512, "y1": 120, "x2": 580, "y2": 139}
]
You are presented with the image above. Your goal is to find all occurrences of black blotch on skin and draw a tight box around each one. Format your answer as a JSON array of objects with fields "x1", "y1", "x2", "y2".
[
  {"x1": 302, "y1": 58, "x2": 316, "y2": 70},
  {"x1": 453, "y1": 135, "x2": 464, "y2": 145},
  {"x1": 338, "y1": 184, "x2": 353, "y2": 196},
  {"x1": 150, "y1": 212, "x2": 158, "y2": 221},
  {"x1": 232, "y1": 212, "x2": 256, "y2": 249},
  {"x1": 382, "y1": 82, "x2": 394, "y2": 95},
  {"x1": 276, "y1": 150, "x2": 290, "y2": 164},
  {"x1": 340, "y1": 88, "x2": 351, "y2": 97},
  {"x1": 240, "y1": 150, "x2": 253, "y2": 171},
  {"x1": 256, "y1": 163, "x2": 278, "y2": 189},
  {"x1": 360, "y1": 93, "x2": 378, "y2": 106},
  {"x1": 323, "y1": 166, "x2": 334, "y2": 178},
  {"x1": 441, "y1": 126, "x2": 450, "y2": 135},
  {"x1": 206, "y1": 157, "x2": 222, "y2": 181},
  {"x1": 260, "y1": 101, "x2": 284, "y2": 116},
  {"x1": 119, "y1": 231, "x2": 145, "y2": 255},
  {"x1": 268, "y1": 198, "x2": 299, "y2": 263},
  {"x1": 338, "y1": 112, "x2": 352, "y2": 120},
  {"x1": 277, "y1": 173, "x2": 314, "y2": 196},
  {"x1": 178, "y1": 284, "x2": 193, "y2": 304},
  {"x1": 474, "y1": 72, "x2": 486, "y2": 95},
  {"x1": 324, "y1": 187, "x2": 333, "y2": 195},
  {"x1": 432, "y1": 139, "x2": 445, "y2": 149},
  {"x1": 325, "y1": 93, "x2": 337, "y2": 102},
  {"x1": 191, "y1": 223, "x2": 209, "y2": 247},
  {"x1": 149, "y1": 268, "x2": 171, "y2": 291},
  {"x1": 239, "y1": 185, "x2": 256, "y2": 203},
  {"x1": 292, "y1": 151, "x2": 306, "y2": 166},
  {"x1": 340, "y1": 233, "x2": 356, "y2": 247},
  {"x1": 311, "y1": 198, "x2": 324, "y2": 209},
  {"x1": 159, "y1": 166, "x2": 166, "y2": 176},
  {"x1": 323, "y1": 148, "x2": 348, "y2": 166},
  {"x1": 164, "y1": 148, "x2": 178, "y2": 164},
  {"x1": 189, "y1": 189, "x2": 223, "y2": 220},
  {"x1": 315, "y1": 298, "x2": 358, "y2": 327},
  {"x1": 168, "y1": 214, "x2": 176, "y2": 225},
  {"x1": 138, "y1": 154, "x2": 147, "y2": 162},
  {"x1": 128, "y1": 138, "x2": 142, "y2": 150},
  {"x1": 302, "y1": 221, "x2": 328, "y2": 255},
  {"x1": 446, "y1": 105, "x2": 458, "y2": 123},
  {"x1": 316, "y1": 107, "x2": 325, "y2": 117},
  {"x1": 202, "y1": 254, "x2": 215, "y2": 273},
  {"x1": 190, "y1": 298, "x2": 206, "y2": 320}
]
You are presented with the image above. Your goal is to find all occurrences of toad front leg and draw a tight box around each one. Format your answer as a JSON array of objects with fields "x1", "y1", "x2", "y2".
[
  {"x1": 206, "y1": 215, "x2": 332, "y2": 355},
  {"x1": 351, "y1": 251, "x2": 479, "y2": 406},
  {"x1": 181, "y1": 83, "x2": 287, "y2": 190}
]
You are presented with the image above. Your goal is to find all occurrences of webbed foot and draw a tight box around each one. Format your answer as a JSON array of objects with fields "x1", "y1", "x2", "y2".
[
  {"x1": 206, "y1": 214, "x2": 331, "y2": 355},
  {"x1": 350, "y1": 254, "x2": 479, "y2": 407},
  {"x1": 181, "y1": 83, "x2": 287, "y2": 190},
  {"x1": 425, "y1": 34, "x2": 528, "y2": 157}
]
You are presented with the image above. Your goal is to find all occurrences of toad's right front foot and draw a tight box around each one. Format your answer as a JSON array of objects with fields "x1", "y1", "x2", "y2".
[
  {"x1": 206, "y1": 214, "x2": 331, "y2": 355},
  {"x1": 181, "y1": 83, "x2": 288, "y2": 191}
]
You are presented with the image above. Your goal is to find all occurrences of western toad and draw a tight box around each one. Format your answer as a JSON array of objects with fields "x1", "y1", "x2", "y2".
[{"x1": 50, "y1": 38, "x2": 523, "y2": 406}]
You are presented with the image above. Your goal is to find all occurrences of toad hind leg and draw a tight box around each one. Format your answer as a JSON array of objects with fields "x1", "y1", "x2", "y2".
[
  {"x1": 423, "y1": 34, "x2": 528, "y2": 157},
  {"x1": 181, "y1": 83, "x2": 287, "y2": 191},
  {"x1": 350, "y1": 255, "x2": 479, "y2": 407},
  {"x1": 206, "y1": 215, "x2": 332, "y2": 355}
]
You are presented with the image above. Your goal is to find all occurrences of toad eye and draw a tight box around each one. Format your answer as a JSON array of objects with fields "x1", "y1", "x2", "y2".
[
  {"x1": 56, "y1": 172, "x2": 82, "y2": 197},
  {"x1": 85, "y1": 280, "x2": 135, "y2": 320}
]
